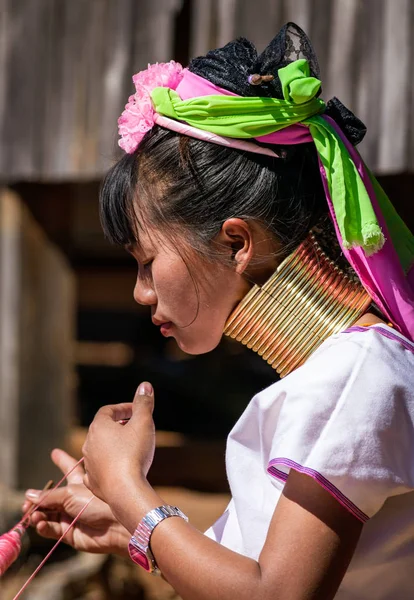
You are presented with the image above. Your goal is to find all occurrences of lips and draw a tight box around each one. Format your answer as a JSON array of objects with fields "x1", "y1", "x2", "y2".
[
  {"x1": 160, "y1": 322, "x2": 172, "y2": 335},
  {"x1": 152, "y1": 316, "x2": 173, "y2": 335},
  {"x1": 152, "y1": 317, "x2": 169, "y2": 326}
]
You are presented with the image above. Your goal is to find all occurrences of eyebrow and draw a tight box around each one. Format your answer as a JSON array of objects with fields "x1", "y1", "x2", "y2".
[{"x1": 125, "y1": 243, "x2": 153, "y2": 264}]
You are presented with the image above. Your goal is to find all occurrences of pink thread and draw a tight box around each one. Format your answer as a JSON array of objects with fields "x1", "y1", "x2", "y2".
[
  {"x1": 0, "y1": 528, "x2": 24, "y2": 576},
  {"x1": 11, "y1": 496, "x2": 94, "y2": 600},
  {"x1": 0, "y1": 457, "x2": 86, "y2": 579},
  {"x1": 16, "y1": 457, "x2": 85, "y2": 531}
]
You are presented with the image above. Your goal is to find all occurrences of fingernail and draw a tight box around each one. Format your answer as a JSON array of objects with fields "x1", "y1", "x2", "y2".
[
  {"x1": 138, "y1": 382, "x2": 153, "y2": 396},
  {"x1": 26, "y1": 490, "x2": 40, "y2": 499}
]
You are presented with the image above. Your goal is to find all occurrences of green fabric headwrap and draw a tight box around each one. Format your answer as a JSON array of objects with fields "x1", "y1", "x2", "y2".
[
  {"x1": 151, "y1": 60, "x2": 324, "y2": 139},
  {"x1": 150, "y1": 59, "x2": 399, "y2": 256},
  {"x1": 306, "y1": 115, "x2": 384, "y2": 254}
]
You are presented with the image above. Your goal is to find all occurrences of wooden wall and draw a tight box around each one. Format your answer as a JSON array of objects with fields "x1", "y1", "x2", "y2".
[
  {"x1": 0, "y1": 188, "x2": 75, "y2": 489},
  {"x1": 0, "y1": 0, "x2": 413, "y2": 181},
  {"x1": 0, "y1": 0, "x2": 183, "y2": 181},
  {"x1": 191, "y1": 0, "x2": 414, "y2": 175}
]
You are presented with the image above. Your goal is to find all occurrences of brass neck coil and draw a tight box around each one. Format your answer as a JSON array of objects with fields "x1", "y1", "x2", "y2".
[{"x1": 223, "y1": 233, "x2": 371, "y2": 377}]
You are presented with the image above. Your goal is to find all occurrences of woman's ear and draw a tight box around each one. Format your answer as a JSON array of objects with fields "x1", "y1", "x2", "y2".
[
  {"x1": 216, "y1": 218, "x2": 254, "y2": 274},
  {"x1": 215, "y1": 217, "x2": 280, "y2": 284}
]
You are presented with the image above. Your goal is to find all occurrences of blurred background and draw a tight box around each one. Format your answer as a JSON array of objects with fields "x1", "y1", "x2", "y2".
[{"x1": 0, "y1": 0, "x2": 413, "y2": 598}]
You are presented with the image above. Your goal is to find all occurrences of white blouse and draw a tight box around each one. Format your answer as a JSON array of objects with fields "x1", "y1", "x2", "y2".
[{"x1": 205, "y1": 324, "x2": 414, "y2": 599}]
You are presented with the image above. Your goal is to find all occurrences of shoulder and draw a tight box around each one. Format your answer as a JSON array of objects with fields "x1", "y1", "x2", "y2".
[
  {"x1": 314, "y1": 323, "x2": 414, "y2": 371},
  {"x1": 228, "y1": 324, "x2": 414, "y2": 520},
  {"x1": 257, "y1": 325, "x2": 414, "y2": 519},
  {"x1": 257, "y1": 323, "x2": 414, "y2": 410}
]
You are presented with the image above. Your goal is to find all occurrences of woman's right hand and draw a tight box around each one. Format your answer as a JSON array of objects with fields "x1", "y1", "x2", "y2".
[{"x1": 23, "y1": 449, "x2": 130, "y2": 558}]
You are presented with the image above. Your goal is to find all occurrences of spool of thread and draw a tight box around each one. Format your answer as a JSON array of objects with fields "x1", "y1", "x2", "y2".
[
  {"x1": 0, "y1": 526, "x2": 24, "y2": 576},
  {"x1": 0, "y1": 479, "x2": 54, "y2": 577}
]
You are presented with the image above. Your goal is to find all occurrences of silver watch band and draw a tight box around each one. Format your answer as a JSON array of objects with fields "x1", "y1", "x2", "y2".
[
  {"x1": 135, "y1": 505, "x2": 188, "y2": 546},
  {"x1": 129, "y1": 505, "x2": 188, "y2": 574}
]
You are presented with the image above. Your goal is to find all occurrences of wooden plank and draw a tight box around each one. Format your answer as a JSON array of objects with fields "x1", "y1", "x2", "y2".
[
  {"x1": 0, "y1": 189, "x2": 21, "y2": 489},
  {"x1": 40, "y1": 0, "x2": 67, "y2": 177},
  {"x1": 17, "y1": 204, "x2": 76, "y2": 488},
  {"x1": 2, "y1": 0, "x2": 40, "y2": 178},
  {"x1": 0, "y1": 188, "x2": 75, "y2": 489},
  {"x1": 190, "y1": 0, "x2": 214, "y2": 58},
  {"x1": 325, "y1": 0, "x2": 360, "y2": 108},
  {"x1": 217, "y1": 0, "x2": 237, "y2": 48},
  {"x1": 229, "y1": 0, "x2": 281, "y2": 52},
  {"x1": 282, "y1": 0, "x2": 312, "y2": 38},
  {"x1": 98, "y1": 0, "x2": 136, "y2": 172},
  {"x1": 132, "y1": 0, "x2": 183, "y2": 65},
  {"x1": 378, "y1": 0, "x2": 411, "y2": 173},
  {"x1": 0, "y1": 0, "x2": 11, "y2": 173},
  {"x1": 58, "y1": 0, "x2": 92, "y2": 178},
  {"x1": 0, "y1": 0, "x2": 413, "y2": 178},
  {"x1": 354, "y1": 0, "x2": 384, "y2": 167},
  {"x1": 411, "y1": 0, "x2": 414, "y2": 169},
  {"x1": 309, "y1": 0, "x2": 334, "y2": 79}
]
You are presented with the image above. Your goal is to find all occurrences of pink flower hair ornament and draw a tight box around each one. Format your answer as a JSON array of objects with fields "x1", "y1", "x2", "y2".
[
  {"x1": 117, "y1": 60, "x2": 281, "y2": 158},
  {"x1": 118, "y1": 61, "x2": 184, "y2": 153}
]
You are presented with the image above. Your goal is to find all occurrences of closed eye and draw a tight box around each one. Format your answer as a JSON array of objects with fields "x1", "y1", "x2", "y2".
[{"x1": 138, "y1": 259, "x2": 153, "y2": 277}]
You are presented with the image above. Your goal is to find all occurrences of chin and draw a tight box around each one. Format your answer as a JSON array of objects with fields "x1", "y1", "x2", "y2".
[{"x1": 175, "y1": 332, "x2": 223, "y2": 355}]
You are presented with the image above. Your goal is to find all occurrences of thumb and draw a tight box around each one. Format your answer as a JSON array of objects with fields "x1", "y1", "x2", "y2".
[{"x1": 131, "y1": 381, "x2": 155, "y2": 417}]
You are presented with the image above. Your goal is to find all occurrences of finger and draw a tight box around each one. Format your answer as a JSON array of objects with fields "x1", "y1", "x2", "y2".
[
  {"x1": 30, "y1": 510, "x2": 60, "y2": 526},
  {"x1": 131, "y1": 382, "x2": 154, "y2": 420},
  {"x1": 30, "y1": 510, "x2": 48, "y2": 525},
  {"x1": 51, "y1": 448, "x2": 84, "y2": 484},
  {"x1": 36, "y1": 520, "x2": 64, "y2": 540},
  {"x1": 94, "y1": 403, "x2": 134, "y2": 423},
  {"x1": 25, "y1": 486, "x2": 68, "y2": 509}
]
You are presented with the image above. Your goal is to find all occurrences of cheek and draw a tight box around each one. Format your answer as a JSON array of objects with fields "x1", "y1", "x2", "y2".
[
  {"x1": 152, "y1": 258, "x2": 199, "y2": 319},
  {"x1": 175, "y1": 272, "x2": 239, "y2": 354},
  {"x1": 151, "y1": 254, "x2": 246, "y2": 354}
]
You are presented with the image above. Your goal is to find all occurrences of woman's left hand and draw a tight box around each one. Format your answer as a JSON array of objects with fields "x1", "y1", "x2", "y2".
[{"x1": 82, "y1": 381, "x2": 156, "y2": 511}]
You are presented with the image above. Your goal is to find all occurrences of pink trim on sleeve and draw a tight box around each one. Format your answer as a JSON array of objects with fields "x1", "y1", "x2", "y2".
[
  {"x1": 267, "y1": 458, "x2": 369, "y2": 523},
  {"x1": 343, "y1": 325, "x2": 414, "y2": 355}
]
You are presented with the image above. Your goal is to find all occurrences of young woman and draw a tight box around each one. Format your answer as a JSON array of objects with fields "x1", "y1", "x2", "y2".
[{"x1": 25, "y1": 23, "x2": 414, "y2": 599}]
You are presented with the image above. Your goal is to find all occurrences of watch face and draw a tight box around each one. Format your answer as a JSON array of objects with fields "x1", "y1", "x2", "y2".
[{"x1": 128, "y1": 542, "x2": 151, "y2": 571}]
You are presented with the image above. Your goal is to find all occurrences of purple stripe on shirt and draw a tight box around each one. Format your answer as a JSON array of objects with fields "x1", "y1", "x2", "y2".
[
  {"x1": 343, "y1": 325, "x2": 414, "y2": 354},
  {"x1": 267, "y1": 458, "x2": 369, "y2": 523}
]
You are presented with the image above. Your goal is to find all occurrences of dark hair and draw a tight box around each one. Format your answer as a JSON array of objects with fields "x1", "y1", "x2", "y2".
[
  {"x1": 100, "y1": 124, "x2": 327, "y2": 255},
  {"x1": 100, "y1": 23, "x2": 362, "y2": 274}
]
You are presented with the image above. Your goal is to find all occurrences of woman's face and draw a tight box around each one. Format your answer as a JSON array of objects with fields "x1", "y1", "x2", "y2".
[{"x1": 129, "y1": 225, "x2": 254, "y2": 355}]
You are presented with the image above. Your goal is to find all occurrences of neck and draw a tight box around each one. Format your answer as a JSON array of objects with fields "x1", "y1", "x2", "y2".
[{"x1": 224, "y1": 232, "x2": 371, "y2": 377}]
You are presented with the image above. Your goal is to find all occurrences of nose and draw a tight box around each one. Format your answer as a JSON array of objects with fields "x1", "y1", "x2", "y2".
[{"x1": 133, "y1": 275, "x2": 157, "y2": 306}]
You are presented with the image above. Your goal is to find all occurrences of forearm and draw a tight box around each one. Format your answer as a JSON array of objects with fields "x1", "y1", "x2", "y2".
[
  {"x1": 110, "y1": 481, "x2": 265, "y2": 600},
  {"x1": 151, "y1": 515, "x2": 263, "y2": 600}
]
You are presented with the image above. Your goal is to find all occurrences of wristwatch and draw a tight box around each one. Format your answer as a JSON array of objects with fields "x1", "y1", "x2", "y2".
[{"x1": 128, "y1": 505, "x2": 188, "y2": 574}]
